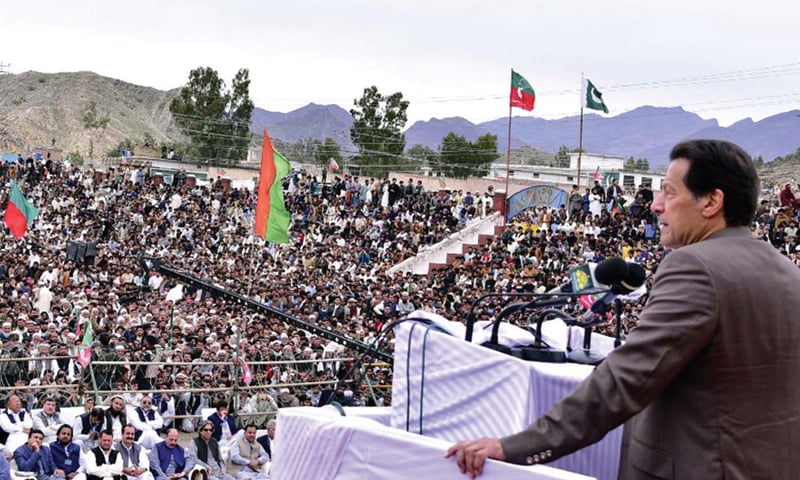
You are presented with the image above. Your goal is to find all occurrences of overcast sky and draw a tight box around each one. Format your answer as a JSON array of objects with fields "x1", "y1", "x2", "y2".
[{"x1": 4, "y1": 0, "x2": 799, "y2": 128}]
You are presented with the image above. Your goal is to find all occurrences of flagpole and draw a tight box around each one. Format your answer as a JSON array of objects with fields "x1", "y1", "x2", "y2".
[
  {"x1": 505, "y1": 101, "x2": 512, "y2": 206},
  {"x1": 577, "y1": 74, "x2": 585, "y2": 190},
  {"x1": 577, "y1": 106, "x2": 585, "y2": 189}
]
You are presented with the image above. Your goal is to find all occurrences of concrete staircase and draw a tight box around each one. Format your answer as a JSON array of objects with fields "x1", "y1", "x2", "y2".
[{"x1": 388, "y1": 212, "x2": 505, "y2": 276}]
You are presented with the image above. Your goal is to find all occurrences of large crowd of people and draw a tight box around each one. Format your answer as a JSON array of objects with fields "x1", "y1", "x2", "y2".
[{"x1": 0, "y1": 153, "x2": 798, "y2": 439}]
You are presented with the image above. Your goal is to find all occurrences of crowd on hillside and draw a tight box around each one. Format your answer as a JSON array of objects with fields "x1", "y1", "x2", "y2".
[{"x1": 0, "y1": 154, "x2": 799, "y2": 433}]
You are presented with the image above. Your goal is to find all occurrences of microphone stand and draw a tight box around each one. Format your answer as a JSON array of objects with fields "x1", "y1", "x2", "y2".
[
  {"x1": 566, "y1": 306, "x2": 609, "y2": 366},
  {"x1": 484, "y1": 298, "x2": 583, "y2": 363},
  {"x1": 465, "y1": 292, "x2": 549, "y2": 342},
  {"x1": 613, "y1": 298, "x2": 624, "y2": 348}
]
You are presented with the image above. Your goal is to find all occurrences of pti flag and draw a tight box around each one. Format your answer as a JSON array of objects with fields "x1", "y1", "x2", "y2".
[
  {"x1": 510, "y1": 70, "x2": 535, "y2": 111},
  {"x1": 76, "y1": 322, "x2": 94, "y2": 368},
  {"x1": 240, "y1": 358, "x2": 253, "y2": 385},
  {"x1": 4, "y1": 181, "x2": 39, "y2": 239},
  {"x1": 254, "y1": 130, "x2": 291, "y2": 244},
  {"x1": 594, "y1": 166, "x2": 605, "y2": 182},
  {"x1": 328, "y1": 158, "x2": 339, "y2": 171},
  {"x1": 582, "y1": 78, "x2": 609, "y2": 114}
]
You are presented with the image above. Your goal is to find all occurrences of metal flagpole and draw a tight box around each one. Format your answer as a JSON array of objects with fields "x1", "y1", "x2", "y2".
[
  {"x1": 505, "y1": 100, "x2": 513, "y2": 208},
  {"x1": 577, "y1": 74, "x2": 585, "y2": 189}
]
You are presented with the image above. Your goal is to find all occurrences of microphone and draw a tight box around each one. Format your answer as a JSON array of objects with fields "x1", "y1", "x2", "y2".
[
  {"x1": 569, "y1": 262, "x2": 647, "y2": 365},
  {"x1": 579, "y1": 261, "x2": 646, "y2": 323},
  {"x1": 549, "y1": 257, "x2": 627, "y2": 294}
]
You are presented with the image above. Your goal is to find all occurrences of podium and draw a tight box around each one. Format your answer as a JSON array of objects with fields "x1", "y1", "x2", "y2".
[
  {"x1": 273, "y1": 407, "x2": 593, "y2": 480},
  {"x1": 271, "y1": 314, "x2": 622, "y2": 479},
  {"x1": 390, "y1": 320, "x2": 623, "y2": 480}
]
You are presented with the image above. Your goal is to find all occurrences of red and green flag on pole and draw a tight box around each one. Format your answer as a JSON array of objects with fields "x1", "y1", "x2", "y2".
[
  {"x1": 510, "y1": 70, "x2": 535, "y2": 111},
  {"x1": 594, "y1": 166, "x2": 605, "y2": 182},
  {"x1": 254, "y1": 130, "x2": 291, "y2": 244},
  {"x1": 76, "y1": 321, "x2": 93, "y2": 368},
  {"x1": 4, "y1": 181, "x2": 38, "y2": 239}
]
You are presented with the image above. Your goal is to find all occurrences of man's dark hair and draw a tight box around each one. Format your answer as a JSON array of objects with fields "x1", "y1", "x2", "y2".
[
  {"x1": 29, "y1": 428, "x2": 45, "y2": 438},
  {"x1": 670, "y1": 139, "x2": 759, "y2": 227},
  {"x1": 99, "y1": 429, "x2": 114, "y2": 438},
  {"x1": 56, "y1": 424, "x2": 73, "y2": 436}
]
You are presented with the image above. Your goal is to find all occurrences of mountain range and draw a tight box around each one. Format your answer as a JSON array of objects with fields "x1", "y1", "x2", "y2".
[
  {"x1": 1, "y1": 71, "x2": 798, "y2": 168},
  {"x1": 254, "y1": 104, "x2": 800, "y2": 168}
]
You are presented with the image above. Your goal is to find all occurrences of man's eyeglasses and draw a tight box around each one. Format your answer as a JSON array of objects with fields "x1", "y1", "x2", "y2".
[{"x1": 201, "y1": 428, "x2": 213, "y2": 432}]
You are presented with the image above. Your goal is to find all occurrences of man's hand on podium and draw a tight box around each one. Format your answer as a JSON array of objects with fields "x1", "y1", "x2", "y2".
[{"x1": 445, "y1": 437, "x2": 506, "y2": 479}]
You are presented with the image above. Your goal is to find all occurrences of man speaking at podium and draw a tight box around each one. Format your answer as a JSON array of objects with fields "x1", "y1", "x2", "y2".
[{"x1": 447, "y1": 140, "x2": 800, "y2": 479}]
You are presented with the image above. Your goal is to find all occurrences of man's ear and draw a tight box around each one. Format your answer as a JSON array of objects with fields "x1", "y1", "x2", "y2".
[{"x1": 702, "y1": 189, "x2": 725, "y2": 219}]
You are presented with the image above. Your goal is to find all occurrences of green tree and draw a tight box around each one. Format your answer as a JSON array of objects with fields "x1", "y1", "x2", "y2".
[
  {"x1": 438, "y1": 132, "x2": 499, "y2": 179},
  {"x1": 407, "y1": 144, "x2": 439, "y2": 168},
  {"x1": 624, "y1": 156, "x2": 636, "y2": 171},
  {"x1": 634, "y1": 158, "x2": 649, "y2": 171},
  {"x1": 313, "y1": 137, "x2": 344, "y2": 170},
  {"x1": 554, "y1": 145, "x2": 571, "y2": 168},
  {"x1": 473, "y1": 133, "x2": 500, "y2": 177},
  {"x1": 279, "y1": 138, "x2": 317, "y2": 165},
  {"x1": 350, "y1": 86, "x2": 409, "y2": 177},
  {"x1": 81, "y1": 101, "x2": 110, "y2": 159},
  {"x1": 754, "y1": 155, "x2": 764, "y2": 166},
  {"x1": 170, "y1": 66, "x2": 254, "y2": 166}
]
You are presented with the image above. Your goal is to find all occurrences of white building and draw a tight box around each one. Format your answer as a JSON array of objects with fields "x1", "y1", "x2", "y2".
[{"x1": 492, "y1": 151, "x2": 665, "y2": 193}]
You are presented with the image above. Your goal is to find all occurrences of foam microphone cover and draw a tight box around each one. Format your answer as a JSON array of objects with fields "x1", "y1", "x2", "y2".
[{"x1": 593, "y1": 257, "x2": 629, "y2": 286}]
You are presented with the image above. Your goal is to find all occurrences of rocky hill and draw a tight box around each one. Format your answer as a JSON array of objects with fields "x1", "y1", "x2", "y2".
[{"x1": 0, "y1": 71, "x2": 179, "y2": 157}]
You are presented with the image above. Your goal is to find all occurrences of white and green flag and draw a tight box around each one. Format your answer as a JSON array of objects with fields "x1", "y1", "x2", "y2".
[{"x1": 582, "y1": 77, "x2": 609, "y2": 114}]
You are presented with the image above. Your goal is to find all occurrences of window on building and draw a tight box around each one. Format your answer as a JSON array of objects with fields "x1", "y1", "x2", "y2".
[
  {"x1": 566, "y1": 176, "x2": 574, "y2": 181},
  {"x1": 640, "y1": 177, "x2": 653, "y2": 188},
  {"x1": 623, "y1": 175, "x2": 636, "y2": 189},
  {"x1": 532, "y1": 173, "x2": 539, "y2": 178}
]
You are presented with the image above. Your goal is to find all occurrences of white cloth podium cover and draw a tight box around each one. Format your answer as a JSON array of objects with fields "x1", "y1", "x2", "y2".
[
  {"x1": 391, "y1": 312, "x2": 623, "y2": 480},
  {"x1": 272, "y1": 407, "x2": 594, "y2": 480}
]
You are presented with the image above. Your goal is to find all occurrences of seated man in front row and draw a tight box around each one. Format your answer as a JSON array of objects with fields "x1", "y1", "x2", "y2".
[
  {"x1": 186, "y1": 421, "x2": 233, "y2": 480},
  {"x1": 115, "y1": 425, "x2": 153, "y2": 480},
  {"x1": 149, "y1": 429, "x2": 192, "y2": 480},
  {"x1": 13, "y1": 429, "x2": 57, "y2": 480},
  {"x1": 50, "y1": 425, "x2": 86, "y2": 480},
  {"x1": 229, "y1": 425, "x2": 269, "y2": 480},
  {"x1": 84, "y1": 430, "x2": 124, "y2": 480}
]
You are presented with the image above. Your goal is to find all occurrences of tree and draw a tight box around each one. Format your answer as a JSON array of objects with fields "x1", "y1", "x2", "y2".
[
  {"x1": 313, "y1": 137, "x2": 344, "y2": 171},
  {"x1": 81, "y1": 101, "x2": 110, "y2": 159},
  {"x1": 350, "y1": 86, "x2": 409, "y2": 177},
  {"x1": 279, "y1": 138, "x2": 317, "y2": 165},
  {"x1": 438, "y1": 132, "x2": 499, "y2": 179},
  {"x1": 169, "y1": 66, "x2": 254, "y2": 166},
  {"x1": 623, "y1": 156, "x2": 636, "y2": 171},
  {"x1": 407, "y1": 144, "x2": 439, "y2": 168},
  {"x1": 634, "y1": 158, "x2": 650, "y2": 171},
  {"x1": 554, "y1": 145, "x2": 571, "y2": 168},
  {"x1": 754, "y1": 155, "x2": 764, "y2": 166}
]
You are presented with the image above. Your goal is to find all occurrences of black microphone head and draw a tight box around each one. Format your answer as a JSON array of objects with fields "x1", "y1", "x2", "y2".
[
  {"x1": 611, "y1": 262, "x2": 647, "y2": 294},
  {"x1": 593, "y1": 257, "x2": 629, "y2": 286}
]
